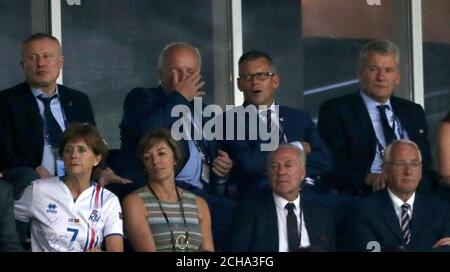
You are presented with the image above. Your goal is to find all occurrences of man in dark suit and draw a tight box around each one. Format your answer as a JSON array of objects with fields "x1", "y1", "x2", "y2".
[
  {"x1": 118, "y1": 42, "x2": 234, "y2": 250},
  {"x1": 222, "y1": 50, "x2": 332, "y2": 199},
  {"x1": 351, "y1": 140, "x2": 450, "y2": 252},
  {"x1": 318, "y1": 40, "x2": 437, "y2": 195},
  {"x1": 227, "y1": 144, "x2": 335, "y2": 252},
  {"x1": 0, "y1": 33, "x2": 96, "y2": 197},
  {"x1": 0, "y1": 178, "x2": 23, "y2": 252}
]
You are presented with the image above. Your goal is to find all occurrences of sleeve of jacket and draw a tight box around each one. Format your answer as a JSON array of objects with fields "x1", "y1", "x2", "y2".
[
  {"x1": 0, "y1": 93, "x2": 22, "y2": 170},
  {"x1": 318, "y1": 100, "x2": 368, "y2": 191},
  {"x1": 120, "y1": 88, "x2": 191, "y2": 142},
  {"x1": 226, "y1": 200, "x2": 256, "y2": 251},
  {"x1": 300, "y1": 111, "x2": 333, "y2": 178}
]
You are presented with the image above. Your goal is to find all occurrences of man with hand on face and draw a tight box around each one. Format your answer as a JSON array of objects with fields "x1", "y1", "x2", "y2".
[
  {"x1": 351, "y1": 140, "x2": 450, "y2": 252},
  {"x1": 119, "y1": 42, "x2": 234, "y2": 250},
  {"x1": 318, "y1": 40, "x2": 437, "y2": 196},
  {"x1": 222, "y1": 50, "x2": 332, "y2": 199}
]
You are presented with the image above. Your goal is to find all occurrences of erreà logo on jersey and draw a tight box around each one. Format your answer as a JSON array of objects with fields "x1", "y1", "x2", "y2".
[
  {"x1": 88, "y1": 210, "x2": 101, "y2": 222},
  {"x1": 46, "y1": 203, "x2": 57, "y2": 214}
]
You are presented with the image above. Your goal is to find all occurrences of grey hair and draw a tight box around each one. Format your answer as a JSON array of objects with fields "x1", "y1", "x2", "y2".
[
  {"x1": 383, "y1": 139, "x2": 422, "y2": 163},
  {"x1": 158, "y1": 42, "x2": 201, "y2": 71},
  {"x1": 267, "y1": 144, "x2": 306, "y2": 167},
  {"x1": 358, "y1": 39, "x2": 400, "y2": 71}
]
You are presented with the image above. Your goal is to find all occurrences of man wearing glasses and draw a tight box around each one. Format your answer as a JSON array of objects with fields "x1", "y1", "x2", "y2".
[
  {"x1": 221, "y1": 50, "x2": 332, "y2": 199},
  {"x1": 350, "y1": 139, "x2": 450, "y2": 252}
]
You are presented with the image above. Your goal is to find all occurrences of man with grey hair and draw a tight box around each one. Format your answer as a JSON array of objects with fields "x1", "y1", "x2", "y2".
[
  {"x1": 227, "y1": 144, "x2": 335, "y2": 252},
  {"x1": 318, "y1": 39, "x2": 437, "y2": 196},
  {"x1": 118, "y1": 42, "x2": 234, "y2": 250},
  {"x1": 351, "y1": 140, "x2": 450, "y2": 251}
]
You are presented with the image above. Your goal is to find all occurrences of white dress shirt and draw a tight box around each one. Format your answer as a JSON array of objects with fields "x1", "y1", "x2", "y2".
[
  {"x1": 360, "y1": 91, "x2": 409, "y2": 173},
  {"x1": 32, "y1": 87, "x2": 66, "y2": 176},
  {"x1": 387, "y1": 188, "x2": 415, "y2": 225},
  {"x1": 273, "y1": 193, "x2": 310, "y2": 252}
]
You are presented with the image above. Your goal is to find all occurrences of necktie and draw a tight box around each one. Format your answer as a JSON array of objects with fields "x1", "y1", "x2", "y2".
[
  {"x1": 266, "y1": 109, "x2": 272, "y2": 132},
  {"x1": 285, "y1": 203, "x2": 299, "y2": 252},
  {"x1": 401, "y1": 203, "x2": 411, "y2": 246},
  {"x1": 37, "y1": 95, "x2": 63, "y2": 148},
  {"x1": 377, "y1": 105, "x2": 397, "y2": 145}
]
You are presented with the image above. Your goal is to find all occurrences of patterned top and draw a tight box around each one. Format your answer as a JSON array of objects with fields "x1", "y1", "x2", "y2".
[{"x1": 137, "y1": 189, "x2": 202, "y2": 252}]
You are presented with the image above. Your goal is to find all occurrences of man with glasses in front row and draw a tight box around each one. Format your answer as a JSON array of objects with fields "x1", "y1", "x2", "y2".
[
  {"x1": 221, "y1": 50, "x2": 332, "y2": 199},
  {"x1": 350, "y1": 139, "x2": 450, "y2": 252}
]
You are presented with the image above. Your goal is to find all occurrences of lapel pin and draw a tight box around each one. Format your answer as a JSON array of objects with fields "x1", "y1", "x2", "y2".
[{"x1": 419, "y1": 129, "x2": 424, "y2": 134}]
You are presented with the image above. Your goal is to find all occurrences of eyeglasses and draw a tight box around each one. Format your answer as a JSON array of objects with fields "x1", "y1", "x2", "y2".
[
  {"x1": 239, "y1": 72, "x2": 276, "y2": 81},
  {"x1": 384, "y1": 160, "x2": 422, "y2": 170}
]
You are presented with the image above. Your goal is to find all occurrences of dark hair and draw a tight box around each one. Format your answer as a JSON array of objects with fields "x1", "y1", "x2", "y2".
[
  {"x1": 137, "y1": 128, "x2": 183, "y2": 173},
  {"x1": 21, "y1": 33, "x2": 62, "y2": 57},
  {"x1": 238, "y1": 50, "x2": 276, "y2": 72},
  {"x1": 59, "y1": 123, "x2": 107, "y2": 179}
]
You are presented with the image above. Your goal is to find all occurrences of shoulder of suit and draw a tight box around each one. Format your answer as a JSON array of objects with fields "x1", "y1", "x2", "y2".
[
  {"x1": 278, "y1": 105, "x2": 311, "y2": 118},
  {"x1": 0, "y1": 82, "x2": 30, "y2": 97},
  {"x1": 390, "y1": 95, "x2": 422, "y2": 108},
  {"x1": 58, "y1": 84, "x2": 88, "y2": 97},
  {"x1": 321, "y1": 93, "x2": 358, "y2": 108}
]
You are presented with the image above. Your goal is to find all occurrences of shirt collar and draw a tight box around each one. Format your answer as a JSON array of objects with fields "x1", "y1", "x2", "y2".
[
  {"x1": 387, "y1": 188, "x2": 415, "y2": 212},
  {"x1": 359, "y1": 90, "x2": 392, "y2": 112},
  {"x1": 273, "y1": 192, "x2": 300, "y2": 211},
  {"x1": 31, "y1": 85, "x2": 60, "y2": 98}
]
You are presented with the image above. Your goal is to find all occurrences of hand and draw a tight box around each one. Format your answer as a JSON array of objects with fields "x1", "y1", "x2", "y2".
[
  {"x1": 35, "y1": 166, "x2": 52, "y2": 179},
  {"x1": 172, "y1": 70, "x2": 205, "y2": 101},
  {"x1": 212, "y1": 150, "x2": 233, "y2": 177},
  {"x1": 433, "y1": 237, "x2": 450, "y2": 248},
  {"x1": 365, "y1": 173, "x2": 386, "y2": 192},
  {"x1": 300, "y1": 141, "x2": 311, "y2": 155},
  {"x1": 98, "y1": 167, "x2": 132, "y2": 187}
]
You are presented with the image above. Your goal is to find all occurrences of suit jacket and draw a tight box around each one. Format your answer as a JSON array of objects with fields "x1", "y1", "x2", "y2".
[
  {"x1": 318, "y1": 92, "x2": 437, "y2": 195},
  {"x1": 0, "y1": 82, "x2": 96, "y2": 171},
  {"x1": 351, "y1": 190, "x2": 450, "y2": 252},
  {"x1": 222, "y1": 104, "x2": 332, "y2": 199},
  {"x1": 0, "y1": 180, "x2": 23, "y2": 251},
  {"x1": 227, "y1": 188, "x2": 336, "y2": 252},
  {"x1": 118, "y1": 86, "x2": 220, "y2": 191}
]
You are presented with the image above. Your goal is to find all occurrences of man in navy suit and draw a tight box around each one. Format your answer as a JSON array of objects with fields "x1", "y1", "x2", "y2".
[
  {"x1": 0, "y1": 33, "x2": 96, "y2": 198},
  {"x1": 351, "y1": 140, "x2": 450, "y2": 252},
  {"x1": 227, "y1": 144, "x2": 335, "y2": 252},
  {"x1": 318, "y1": 40, "x2": 437, "y2": 195},
  {"x1": 118, "y1": 42, "x2": 234, "y2": 250},
  {"x1": 222, "y1": 50, "x2": 332, "y2": 199}
]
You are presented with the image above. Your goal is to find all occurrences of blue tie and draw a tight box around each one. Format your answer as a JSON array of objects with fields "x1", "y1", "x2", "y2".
[
  {"x1": 377, "y1": 105, "x2": 397, "y2": 145},
  {"x1": 401, "y1": 203, "x2": 411, "y2": 246},
  {"x1": 285, "y1": 202, "x2": 299, "y2": 252},
  {"x1": 37, "y1": 95, "x2": 63, "y2": 148}
]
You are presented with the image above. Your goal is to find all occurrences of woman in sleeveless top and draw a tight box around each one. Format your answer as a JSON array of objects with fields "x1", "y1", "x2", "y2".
[
  {"x1": 438, "y1": 111, "x2": 450, "y2": 190},
  {"x1": 122, "y1": 128, "x2": 214, "y2": 252}
]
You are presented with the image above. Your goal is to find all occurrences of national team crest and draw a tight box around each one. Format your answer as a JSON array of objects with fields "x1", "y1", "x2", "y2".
[{"x1": 88, "y1": 209, "x2": 101, "y2": 222}]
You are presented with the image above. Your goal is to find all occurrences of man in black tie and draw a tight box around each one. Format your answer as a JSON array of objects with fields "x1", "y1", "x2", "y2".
[
  {"x1": 318, "y1": 40, "x2": 437, "y2": 195},
  {"x1": 0, "y1": 33, "x2": 98, "y2": 200},
  {"x1": 350, "y1": 140, "x2": 450, "y2": 252},
  {"x1": 227, "y1": 144, "x2": 335, "y2": 252}
]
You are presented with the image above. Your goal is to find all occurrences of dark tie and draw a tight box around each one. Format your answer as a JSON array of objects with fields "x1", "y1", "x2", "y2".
[
  {"x1": 401, "y1": 203, "x2": 411, "y2": 246},
  {"x1": 37, "y1": 95, "x2": 63, "y2": 148},
  {"x1": 285, "y1": 202, "x2": 299, "y2": 252},
  {"x1": 377, "y1": 105, "x2": 397, "y2": 145},
  {"x1": 266, "y1": 109, "x2": 272, "y2": 132}
]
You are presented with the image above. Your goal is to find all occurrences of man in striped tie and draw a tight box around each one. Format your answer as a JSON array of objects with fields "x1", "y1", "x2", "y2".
[{"x1": 350, "y1": 139, "x2": 450, "y2": 251}]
